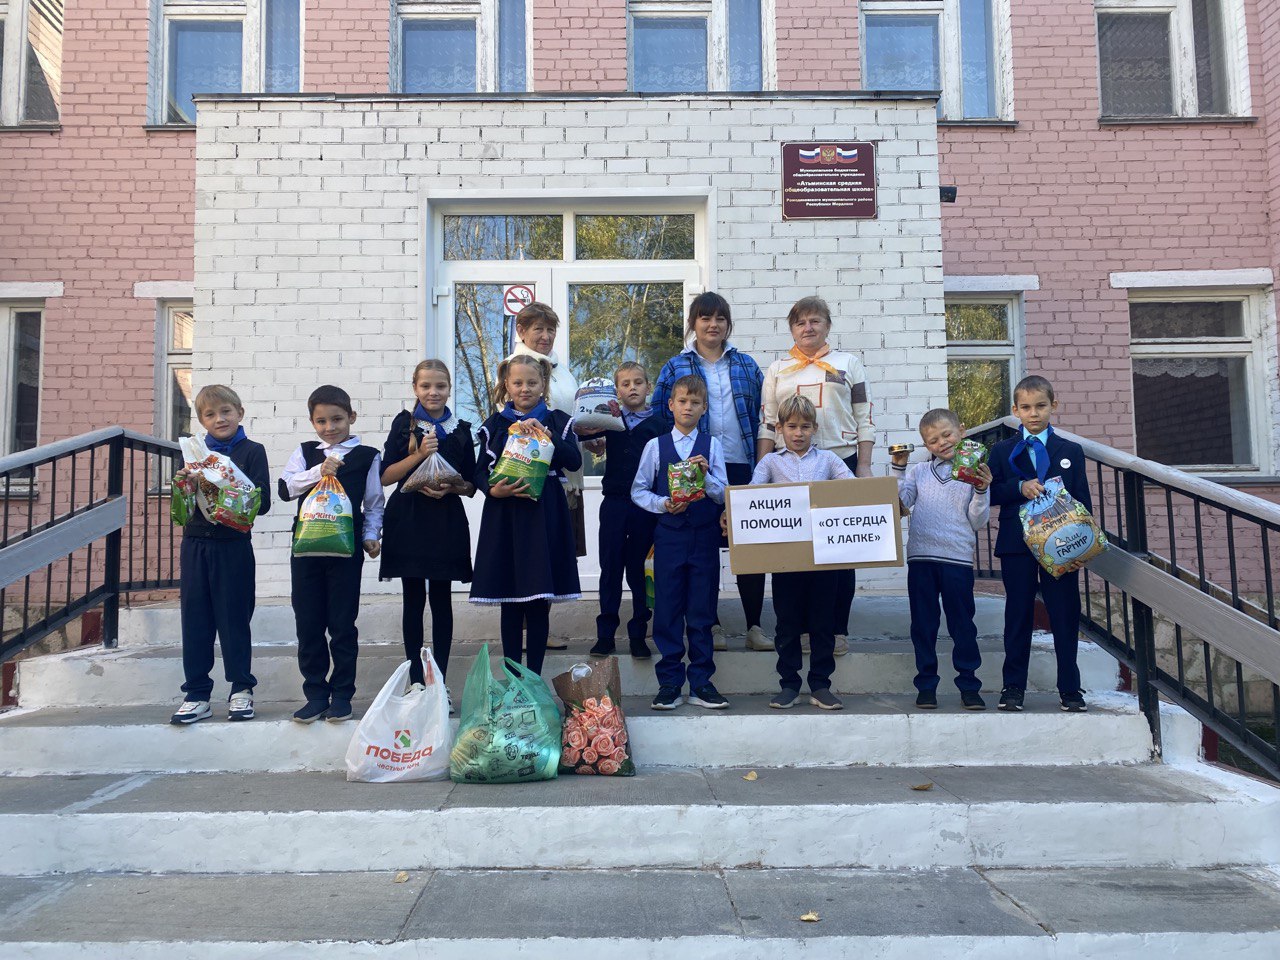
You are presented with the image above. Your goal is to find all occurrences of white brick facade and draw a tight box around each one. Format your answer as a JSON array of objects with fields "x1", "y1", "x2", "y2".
[{"x1": 193, "y1": 94, "x2": 947, "y2": 595}]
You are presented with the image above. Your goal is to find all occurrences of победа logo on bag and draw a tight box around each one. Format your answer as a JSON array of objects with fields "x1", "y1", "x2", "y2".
[{"x1": 367, "y1": 727, "x2": 434, "y2": 765}]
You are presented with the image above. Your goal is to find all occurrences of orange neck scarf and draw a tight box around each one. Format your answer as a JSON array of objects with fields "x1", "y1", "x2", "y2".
[{"x1": 782, "y1": 343, "x2": 839, "y2": 376}]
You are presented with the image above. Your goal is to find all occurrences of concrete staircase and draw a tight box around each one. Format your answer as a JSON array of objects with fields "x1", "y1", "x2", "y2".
[{"x1": 2, "y1": 596, "x2": 1280, "y2": 957}]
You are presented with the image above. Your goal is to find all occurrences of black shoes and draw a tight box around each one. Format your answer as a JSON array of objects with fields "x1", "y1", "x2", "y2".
[
  {"x1": 915, "y1": 690, "x2": 938, "y2": 710},
  {"x1": 589, "y1": 640, "x2": 615, "y2": 658},
  {"x1": 326, "y1": 699, "x2": 353, "y2": 723},
  {"x1": 1060, "y1": 691, "x2": 1088, "y2": 712},
  {"x1": 961, "y1": 691, "x2": 987, "y2": 711},
  {"x1": 687, "y1": 684, "x2": 730, "y2": 710},
  {"x1": 998, "y1": 686, "x2": 1025, "y2": 712},
  {"x1": 770, "y1": 688, "x2": 800, "y2": 709},
  {"x1": 629, "y1": 640, "x2": 653, "y2": 660},
  {"x1": 651, "y1": 686, "x2": 683, "y2": 710},
  {"x1": 292, "y1": 700, "x2": 328, "y2": 724}
]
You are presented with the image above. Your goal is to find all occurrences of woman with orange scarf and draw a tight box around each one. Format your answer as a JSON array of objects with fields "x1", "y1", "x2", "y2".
[{"x1": 757, "y1": 296, "x2": 876, "y2": 654}]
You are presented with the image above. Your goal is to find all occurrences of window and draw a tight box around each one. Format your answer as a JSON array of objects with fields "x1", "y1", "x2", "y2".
[
  {"x1": 1129, "y1": 295, "x2": 1267, "y2": 472},
  {"x1": 0, "y1": 0, "x2": 64, "y2": 124},
  {"x1": 944, "y1": 297, "x2": 1021, "y2": 428},
  {"x1": 861, "y1": 0, "x2": 1008, "y2": 120},
  {"x1": 628, "y1": 0, "x2": 770, "y2": 92},
  {"x1": 395, "y1": 0, "x2": 528, "y2": 93},
  {"x1": 1096, "y1": 0, "x2": 1246, "y2": 118},
  {"x1": 154, "y1": 0, "x2": 302, "y2": 125},
  {"x1": 1, "y1": 304, "x2": 41, "y2": 461},
  {"x1": 158, "y1": 304, "x2": 194, "y2": 443}
]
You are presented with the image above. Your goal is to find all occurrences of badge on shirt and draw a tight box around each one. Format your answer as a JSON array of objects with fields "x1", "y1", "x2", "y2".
[{"x1": 1060, "y1": 458, "x2": 1071, "y2": 469}]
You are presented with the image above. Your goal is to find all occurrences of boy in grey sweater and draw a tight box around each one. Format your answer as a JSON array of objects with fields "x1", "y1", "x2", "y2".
[{"x1": 891, "y1": 409, "x2": 992, "y2": 710}]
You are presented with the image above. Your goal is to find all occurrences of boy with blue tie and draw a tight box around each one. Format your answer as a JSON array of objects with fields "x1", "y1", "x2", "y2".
[
  {"x1": 631, "y1": 374, "x2": 729, "y2": 710},
  {"x1": 988, "y1": 375, "x2": 1092, "y2": 713}
]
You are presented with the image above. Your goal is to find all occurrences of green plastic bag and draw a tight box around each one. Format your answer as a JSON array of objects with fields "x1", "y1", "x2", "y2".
[
  {"x1": 292, "y1": 475, "x2": 355, "y2": 557},
  {"x1": 450, "y1": 644, "x2": 562, "y2": 784},
  {"x1": 211, "y1": 485, "x2": 261, "y2": 533},
  {"x1": 488, "y1": 420, "x2": 554, "y2": 499},
  {"x1": 170, "y1": 475, "x2": 196, "y2": 526}
]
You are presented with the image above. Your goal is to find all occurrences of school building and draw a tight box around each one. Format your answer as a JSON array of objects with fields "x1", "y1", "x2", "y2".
[{"x1": 2, "y1": 0, "x2": 1280, "y2": 594}]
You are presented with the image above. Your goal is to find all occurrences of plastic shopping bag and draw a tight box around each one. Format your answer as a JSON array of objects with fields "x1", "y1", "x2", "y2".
[
  {"x1": 402, "y1": 452, "x2": 467, "y2": 495},
  {"x1": 292, "y1": 474, "x2": 355, "y2": 557},
  {"x1": 170, "y1": 474, "x2": 197, "y2": 526},
  {"x1": 488, "y1": 421, "x2": 554, "y2": 499},
  {"x1": 553, "y1": 659, "x2": 635, "y2": 776},
  {"x1": 950, "y1": 439, "x2": 988, "y2": 487},
  {"x1": 210, "y1": 485, "x2": 261, "y2": 533},
  {"x1": 450, "y1": 644, "x2": 561, "y2": 784},
  {"x1": 346, "y1": 648, "x2": 452, "y2": 783},
  {"x1": 179, "y1": 435, "x2": 259, "y2": 528},
  {"x1": 1019, "y1": 476, "x2": 1108, "y2": 578},
  {"x1": 573, "y1": 378, "x2": 626, "y2": 433}
]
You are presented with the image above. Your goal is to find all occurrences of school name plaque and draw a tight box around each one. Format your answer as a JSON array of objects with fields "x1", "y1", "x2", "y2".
[{"x1": 780, "y1": 142, "x2": 878, "y2": 221}]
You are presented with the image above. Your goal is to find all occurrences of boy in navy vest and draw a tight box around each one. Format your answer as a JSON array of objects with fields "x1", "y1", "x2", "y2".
[
  {"x1": 279, "y1": 385, "x2": 385, "y2": 724},
  {"x1": 988, "y1": 375, "x2": 1092, "y2": 713},
  {"x1": 588, "y1": 360, "x2": 664, "y2": 661},
  {"x1": 169, "y1": 384, "x2": 271, "y2": 725},
  {"x1": 631, "y1": 374, "x2": 728, "y2": 710}
]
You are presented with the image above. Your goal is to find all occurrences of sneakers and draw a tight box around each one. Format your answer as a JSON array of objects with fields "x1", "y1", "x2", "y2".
[
  {"x1": 629, "y1": 639, "x2": 653, "y2": 660},
  {"x1": 915, "y1": 690, "x2": 938, "y2": 710},
  {"x1": 799, "y1": 633, "x2": 810, "y2": 654},
  {"x1": 711, "y1": 625, "x2": 728, "y2": 651},
  {"x1": 770, "y1": 688, "x2": 801, "y2": 709},
  {"x1": 589, "y1": 640, "x2": 616, "y2": 659},
  {"x1": 227, "y1": 693, "x2": 254, "y2": 721},
  {"x1": 998, "y1": 686, "x2": 1025, "y2": 712},
  {"x1": 688, "y1": 683, "x2": 730, "y2": 710},
  {"x1": 651, "y1": 686, "x2": 684, "y2": 710},
  {"x1": 1060, "y1": 691, "x2": 1088, "y2": 713},
  {"x1": 809, "y1": 688, "x2": 844, "y2": 710},
  {"x1": 833, "y1": 635, "x2": 849, "y2": 657},
  {"x1": 170, "y1": 700, "x2": 211, "y2": 725},
  {"x1": 961, "y1": 691, "x2": 987, "y2": 711},
  {"x1": 745, "y1": 626, "x2": 774, "y2": 652},
  {"x1": 292, "y1": 700, "x2": 329, "y2": 724},
  {"x1": 326, "y1": 699, "x2": 353, "y2": 722}
]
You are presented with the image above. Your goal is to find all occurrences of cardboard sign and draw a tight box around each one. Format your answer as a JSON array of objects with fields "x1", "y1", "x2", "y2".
[
  {"x1": 727, "y1": 485, "x2": 811, "y2": 545},
  {"x1": 725, "y1": 477, "x2": 903, "y2": 575}
]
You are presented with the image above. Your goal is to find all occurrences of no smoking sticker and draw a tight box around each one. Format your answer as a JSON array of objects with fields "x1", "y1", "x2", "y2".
[{"x1": 503, "y1": 284, "x2": 535, "y2": 316}]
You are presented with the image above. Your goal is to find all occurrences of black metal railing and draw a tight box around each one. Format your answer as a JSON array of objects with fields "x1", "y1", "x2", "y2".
[
  {"x1": 968, "y1": 417, "x2": 1280, "y2": 779},
  {"x1": 0, "y1": 428, "x2": 182, "y2": 664}
]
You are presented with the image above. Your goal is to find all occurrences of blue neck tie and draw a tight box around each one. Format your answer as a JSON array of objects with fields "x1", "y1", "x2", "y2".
[{"x1": 1009, "y1": 434, "x2": 1049, "y2": 483}]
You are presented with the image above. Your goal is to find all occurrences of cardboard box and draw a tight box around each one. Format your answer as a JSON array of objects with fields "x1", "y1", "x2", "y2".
[{"x1": 725, "y1": 477, "x2": 904, "y2": 575}]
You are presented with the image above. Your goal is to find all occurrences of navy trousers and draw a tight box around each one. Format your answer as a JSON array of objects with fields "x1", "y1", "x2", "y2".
[
  {"x1": 651, "y1": 523, "x2": 720, "y2": 691},
  {"x1": 291, "y1": 552, "x2": 364, "y2": 704},
  {"x1": 1000, "y1": 551, "x2": 1082, "y2": 695},
  {"x1": 596, "y1": 495, "x2": 656, "y2": 644},
  {"x1": 907, "y1": 560, "x2": 982, "y2": 694},
  {"x1": 773, "y1": 570, "x2": 839, "y2": 692},
  {"x1": 834, "y1": 452, "x2": 860, "y2": 635},
  {"x1": 179, "y1": 536, "x2": 257, "y2": 702}
]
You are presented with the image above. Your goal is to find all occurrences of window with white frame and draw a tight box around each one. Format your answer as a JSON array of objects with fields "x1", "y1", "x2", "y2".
[
  {"x1": 394, "y1": 0, "x2": 528, "y2": 93},
  {"x1": 158, "y1": 304, "x2": 194, "y2": 443},
  {"x1": 945, "y1": 296, "x2": 1021, "y2": 428},
  {"x1": 861, "y1": 0, "x2": 1010, "y2": 120},
  {"x1": 1096, "y1": 0, "x2": 1248, "y2": 118},
  {"x1": 153, "y1": 0, "x2": 301, "y2": 125},
  {"x1": 0, "y1": 0, "x2": 64, "y2": 125},
  {"x1": 1129, "y1": 294, "x2": 1267, "y2": 472},
  {"x1": 1, "y1": 303, "x2": 41, "y2": 459},
  {"x1": 629, "y1": 0, "x2": 770, "y2": 92}
]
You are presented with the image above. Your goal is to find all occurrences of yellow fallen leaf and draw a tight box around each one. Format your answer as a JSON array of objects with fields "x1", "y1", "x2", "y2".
[
  {"x1": 800, "y1": 911, "x2": 821, "y2": 922},
  {"x1": 911, "y1": 782, "x2": 934, "y2": 791},
  {"x1": 393, "y1": 871, "x2": 410, "y2": 883},
  {"x1": 742, "y1": 771, "x2": 759, "y2": 782}
]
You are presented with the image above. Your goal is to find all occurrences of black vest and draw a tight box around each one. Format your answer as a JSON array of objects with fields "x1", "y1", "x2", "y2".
[
  {"x1": 656, "y1": 431, "x2": 719, "y2": 530},
  {"x1": 281, "y1": 442, "x2": 378, "y2": 540},
  {"x1": 601, "y1": 415, "x2": 664, "y2": 499}
]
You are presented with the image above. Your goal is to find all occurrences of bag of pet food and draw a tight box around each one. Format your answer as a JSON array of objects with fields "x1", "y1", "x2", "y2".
[
  {"x1": 450, "y1": 645, "x2": 562, "y2": 784},
  {"x1": 170, "y1": 473, "x2": 197, "y2": 526},
  {"x1": 573, "y1": 378, "x2": 626, "y2": 433},
  {"x1": 402, "y1": 452, "x2": 467, "y2": 495},
  {"x1": 210, "y1": 485, "x2": 262, "y2": 533},
  {"x1": 552, "y1": 659, "x2": 635, "y2": 777},
  {"x1": 1019, "y1": 476, "x2": 1108, "y2": 578},
  {"x1": 179, "y1": 435, "x2": 258, "y2": 529},
  {"x1": 667, "y1": 458, "x2": 706, "y2": 504},
  {"x1": 489, "y1": 420, "x2": 554, "y2": 499},
  {"x1": 951, "y1": 439, "x2": 988, "y2": 486},
  {"x1": 292, "y1": 474, "x2": 356, "y2": 557}
]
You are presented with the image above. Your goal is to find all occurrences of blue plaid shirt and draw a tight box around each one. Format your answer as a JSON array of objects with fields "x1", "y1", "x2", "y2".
[{"x1": 651, "y1": 345, "x2": 764, "y2": 465}]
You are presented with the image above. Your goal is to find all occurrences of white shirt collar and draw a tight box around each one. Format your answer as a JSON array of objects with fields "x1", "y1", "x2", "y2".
[
  {"x1": 682, "y1": 342, "x2": 735, "y2": 360},
  {"x1": 778, "y1": 445, "x2": 818, "y2": 460},
  {"x1": 671, "y1": 427, "x2": 700, "y2": 444},
  {"x1": 318, "y1": 435, "x2": 361, "y2": 454}
]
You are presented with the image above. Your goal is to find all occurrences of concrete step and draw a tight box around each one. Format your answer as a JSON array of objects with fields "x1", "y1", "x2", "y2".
[
  {"x1": 13, "y1": 635, "x2": 1120, "y2": 707},
  {"x1": 1, "y1": 762, "x2": 1276, "y2": 875},
  {"x1": 4, "y1": 866, "x2": 1280, "y2": 958},
  {"x1": 0, "y1": 693, "x2": 1157, "y2": 775}
]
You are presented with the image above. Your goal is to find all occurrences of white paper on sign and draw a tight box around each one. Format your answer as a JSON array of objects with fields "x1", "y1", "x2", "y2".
[
  {"x1": 810, "y1": 504, "x2": 897, "y2": 565},
  {"x1": 729, "y1": 485, "x2": 812, "y2": 545}
]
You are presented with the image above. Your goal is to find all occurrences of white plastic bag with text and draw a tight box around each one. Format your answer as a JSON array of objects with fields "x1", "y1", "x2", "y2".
[{"x1": 345, "y1": 648, "x2": 452, "y2": 783}]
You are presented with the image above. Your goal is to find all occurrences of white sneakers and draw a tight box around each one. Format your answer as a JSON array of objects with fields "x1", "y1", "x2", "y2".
[
  {"x1": 169, "y1": 700, "x2": 211, "y2": 725},
  {"x1": 711, "y1": 624, "x2": 728, "y2": 651},
  {"x1": 746, "y1": 626, "x2": 775, "y2": 652},
  {"x1": 228, "y1": 693, "x2": 254, "y2": 721},
  {"x1": 833, "y1": 634, "x2": 849, "y2": 657}
]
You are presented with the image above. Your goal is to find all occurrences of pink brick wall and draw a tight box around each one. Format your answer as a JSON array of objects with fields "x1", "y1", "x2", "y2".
[
  {"x1": 532, "y1": 0, "x2": 628, "y2": 92},
  {"x1": 1259, "y1": 0, "x2": 1280, "y2": 282},
  {"x1": 305, "y1": 0, "x2": 390, "y2": 93},
  {"x1": 775, "y1": 0, "x2": 859, "y2": 89}
]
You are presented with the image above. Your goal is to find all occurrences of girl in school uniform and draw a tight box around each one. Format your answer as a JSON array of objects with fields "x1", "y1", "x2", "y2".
[
  {"x1": 379, "y1": 359, "x2": 476, "y2": 686},
  {"x1": 470, "y1": 353, "x2": 582, "y2": 675}
]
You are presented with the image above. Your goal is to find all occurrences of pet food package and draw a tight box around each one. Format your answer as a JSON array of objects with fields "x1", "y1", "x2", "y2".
[
  {"x1": 210, "y1": 485, "x2": 262, "y2": 533},
  {"x1": 170, "y1": 474, "x2": 197, "y2": 526},
  {"x1": 292, "y1": 474, "x2": 356, "y2": 557},
  {"x1": 489, "y1": 420, "x2": 554, "y2": 498},
  {"x1": 1019, "y1": 476, "x2": 1108, "y2": 578},
  {"x1": 573, "y1": 378, "x2": 626, "y2": 433},
  {"x1": 951, "y1": 439, "x2": 988, "y2": 486},
  {"x1": 178, "y1": 435, "x2": 258, "y2": 529},
  {"x1": 553, "y1": 659, "x2": 635, "y2": 777},
  {"x1": 402, "y1": 452, "x2": 467, "y2": 495},
  {"x1": 667, "y1": 458, "x2": 706, "y2": 504}
]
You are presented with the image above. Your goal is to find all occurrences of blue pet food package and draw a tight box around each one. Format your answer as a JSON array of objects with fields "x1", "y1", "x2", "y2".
[{"x1": 1019, "y1": 476, "x2": 1107, "y2": 578}]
